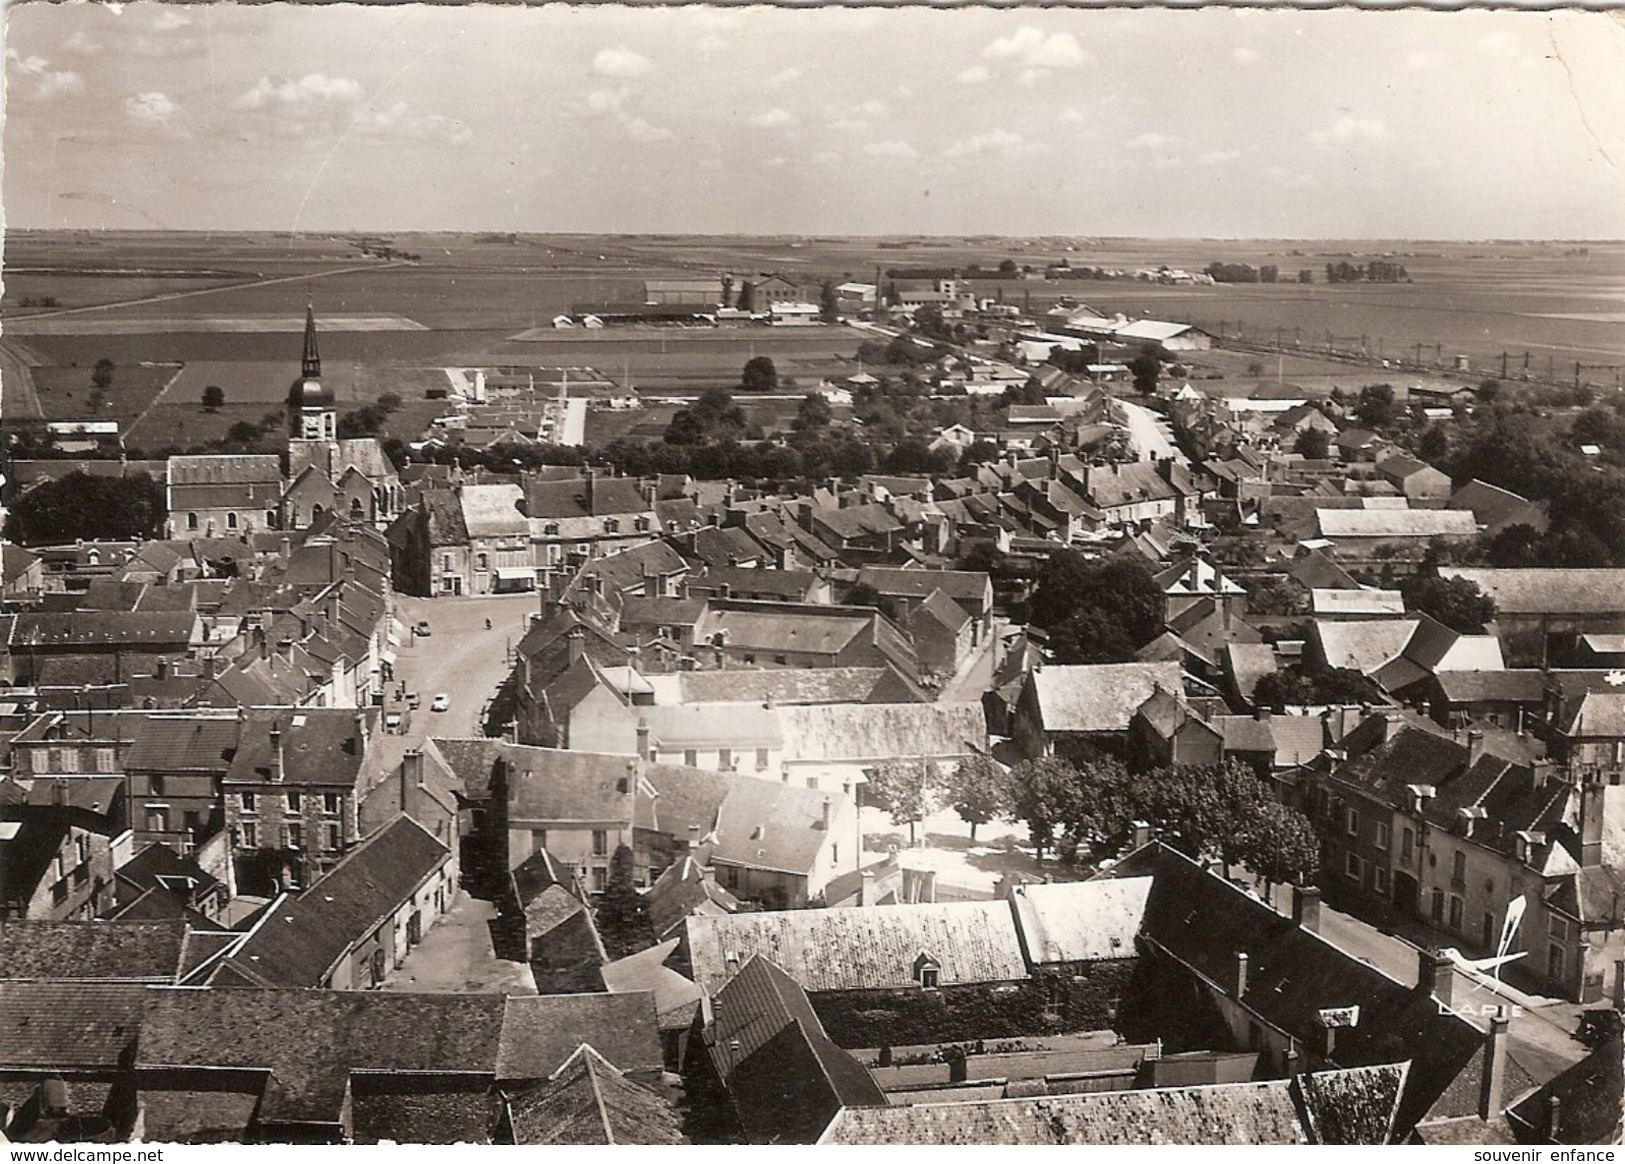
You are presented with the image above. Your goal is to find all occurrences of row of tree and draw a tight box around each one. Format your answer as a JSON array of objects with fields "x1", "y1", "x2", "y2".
[{"x1": 866, "y1": 753, "x2": 1320, "y2": 886}]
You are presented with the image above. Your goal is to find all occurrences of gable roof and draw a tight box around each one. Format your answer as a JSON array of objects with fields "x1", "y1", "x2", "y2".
[
  {"x1": 1029, "y1": 663, "x2": 1185, "y2": 734},
  {"x1": 1317, "y1": 509, "x2": 1478, "y2": 539},
  {"x1": 820, "y1": 1062, "x2": 1409, "y2": 1145},
  {"x1": 0, "y1": 982, "x2": 146, "y2": 1069},
  {"x1": 856, "y1": 567, "x2": 991, "y2": 605},
  {"x1": 124, "y1": 715, "x2": 241, "y2": 772},
  {"x1": 708, "y1": 777, "x2": 845, "y2": 878},
  {"x1": 600, "y1": 937, "x2": 705, "y2": 1031},
  {"x1": 1009, "y1": 878, "x2": 1152, "y2": 965},
  {"x1": 224, "y1": 708, "x2": 371, "y2": 788},
  {"x1": 0, "y1": 919, "x2": 189, "y2": 983},
  {"x1": 496, "y1": 992, "x2": 663, "y2": 1079},
  {"x1": 504, "y1": 1044, "x2": 685, "y2": 1145},
  {"x1": 674, "y1": 666, "x2": 919, "y2": 706},
  {"x1": 209, "y1": 817, "x2": 448, "y2": 987},
  {"x1": 778, "y1": 701, "x2": 986, "y2": 763},
  {"x1": 684, "y1": 900, "x2": 1029, "y2": 996},
  {"x1": 1440, "y1": 568, "x2": 1625, "y2": 617}
]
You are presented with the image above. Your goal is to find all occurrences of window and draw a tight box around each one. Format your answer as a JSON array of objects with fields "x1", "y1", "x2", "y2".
[
  {"x1": 1550, "y1": 915, "x2": 1572, "y2": 943},
  {"x1": 241, "y1": 792, "x2": 257, "y2": 814},
  {"x1": 288, "y1": 824, "x2": 302, "y2": 850},
  {"x1": 187, "y1": 513, "x2": 199, "y2": 531},
  {"x1": 718, "y1": 748, "x2": 733, "y2": 771},
  {"x1": 1548, "y1": 943, "x2": 1566, "y2": 982},
  {"x1": 1344, "y1": 851, "x2": 1363, "y2": 882},
  {"x1": 241, "y1": 822, "x2": 258, "y2": 848},
  {"x1": 1431, "y1": 888, "x2": 1445, "y2": 922},
  {"x1": 146, "y1": 806, "x2": 170, "y2": 834},
  {"x1": 756, "y1": 747, "x2": 770, "y2": 771},
  {"x1": 1448, "y1": 895, "x2": 1464, "y2": 931},
  {"x1": 1451, "y1": 850, "x2": 1466, "y2": 886},
  {"x1": 266, "y1": 509, "x2": 277, "y2": 528},
  {"x1": 831, "y1": 843, "x2": 839, "y2": 865},
  {"x1": 442, "y1": 553, "x2": 453, "y2": 571},
  {"x1": 476, "y1": 553, "x2": 489, "y2": 571},
  {"x1": 1374, "y1": 866, "x2": 1389, "y2": 895},
  {"x1": 591, "y1": 866, "x2": 607, "y2": 893},
  {"x1": 227, "y1": 512, "x2": 239, "y2": 530},
  {"x1": 75, "y1": 835, "x2": 90, "y2": 866},
  {"x1": 724, "y1": 865, "x2": 740, "y2": 890},
  {"x1": 742, "y1": 654, "x2": 756, "y2": 665},
  {"x1": 1375, "y1": 822, "x2": 1390, "y2": 851},
  {"x1": 1345, "y1": 806, "x2": 1360, "y2": 837},
  {"x1": 286, "y1": 792, "x2": 302, "y2": 813},
  {"x1": 1045, "y1": 980, "x2": 1063, "y2": 1020},
  {"x1": 1401, "y1": 828, "x2": 1415, "y2": 862},
  {"x1": 604, "y1": 518, "x2": 619, "y2": 534},
  {"x1": 591, "y1": 830, "x2": 608, "y2": 857},
  {"x1": 323, "y1": 793, "x2": 340, "y2": 816},
  {"x1": 326, "y1": 823, "x2": 341, "y2": 851},
  {"x1": 919, "y1": 966, "x2": 940, "y2": 990},
  {"x1": 774, "y1": 655, "x2": 788, "y2": 666},
  {"x1": 683, "y1": 750, "x2": 698, "y2": 767}
]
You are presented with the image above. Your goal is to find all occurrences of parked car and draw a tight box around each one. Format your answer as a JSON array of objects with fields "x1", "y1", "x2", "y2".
[
  {"x1": 406, "y1": 692, "x2": 421, "y2": 710},
  {"x1": 431, "y1": 693, "x2": 450, "y2": 713},
  {"x1": 385, "y1": 712, "x2": 403, "y2": 734},
  {"x1": 414, "y1": 620, "x2": 431, "y2": 637}
]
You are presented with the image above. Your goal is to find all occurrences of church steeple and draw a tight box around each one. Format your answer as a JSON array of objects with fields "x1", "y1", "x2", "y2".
[{"x1": 301, "y1": 303, "x2": 322, "y2": 379}]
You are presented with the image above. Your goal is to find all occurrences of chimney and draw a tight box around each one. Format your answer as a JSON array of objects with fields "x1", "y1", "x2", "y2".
[
  {"x1": 1529, "y1": 759, "x2": 1553, "y2": 795},
  {"x1": 1614, "y1": 958, "x2": 1625, "y2": 1011},
  {"x1": 203, "y1": 653, "x2": 219, "y2": 680},
  {"x1": 1546, "y1": 1095, "x2": 1562, "y2": 1140},
  {"x1": 1131, "y1": 819, "x2": 1152, "y2": 850},
  {"x1": 1234, "y1": 951, "x2": 1250, "y2": 998},
  {"x1": 699, "y1": 864, "x2": 715, "y2": 883},
  {"x1": 859, "y1": 867, "x2": 876, "y2": 906},
  {"x1": 1580, "y1": 780, "x2": 1606, "y2": 868},
  {"x1": 1281, "y1": 1043, "x2": 1300, "y2": 1076},
  {"x1": 636, "y1": 717, "x2": 650, "y2": 761},
  {"x1": 1467, "y1": 730, "x2": 1485, "y2": 768},
  {"x1": 1479, "y1": 1006, "x2": 1510, "y2": 1121},
  {"x1": 821, "y1": 798, "x2": 833, "y2": 830},
  {"x1": 687, "y1": 824, "x2": 701, "y2": 851},
  {"x1": 155, "y1": 656, "x2": 170, "y2": 681},
  {"x1": 1291, "y1": 885, "x2": 1322, "y2": 933},
  {"x1": 269, "y1": 723, "x2": 284, "y2": 782},
  {"x1": 1254, "y1": 706, "x2": 1271, "y2": 723},
  {"x1": 1419, "y1": 948, "x2": 1454, "y2": 1007},
  {"x1": 567, "y1": 626, "x2": 586, "y2": 665}
]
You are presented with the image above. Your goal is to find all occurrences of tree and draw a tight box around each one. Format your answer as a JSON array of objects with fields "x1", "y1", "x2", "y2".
[
  {"x1": 1402, "y1": 574, "x2": 1497, "y2": 633},
  {"x1": 91, "y1": 358, "x2": 115, "y2": 391},
  {"x1": 944, "y1": 755, "x2": 1013, "y2": 842},
  {"x1": 791, "y1": 393, "x2": 832, "y2": 436},
  {"x1": 377, "y1": 392, "x2": 403, "y2": 412},
  {"x1": 1030, "y1": 553, "x2": 1164, "y2": 664},
  {"x1": 1417, "y1": 425, "x2": 1450, "y2": 462},
  {"x1": 741, "y1": 356, "x2": 778, "y2": 394},
  {"x1": 1010, "y1": 757, "x2": 1080, "y2": 863},
  {"x1": 4, "y1": 471, "x2": 165, "y2": 544},
  {"x1": 1476, "y1": 379, "x2": 1502, "y2": 403},
  {"x1": 1128, "y1": 348, "x2": 1161, "y2": 395},
  {"x1": 1252, "y1": 666, "x2": 1379, "y2": 712},
  {"x1": 1354, "y1": 383, "x2": 1398, "y2": 430},
  {"x1": 867, "y1": 759, "x2": 941, "y2": 846},
  {"x1": 998, "y1": 258, "x2": 1018, "y2": 275},
  {"x1": 842, "y1": 581, "x2": 882, "y2": 607},
  {"x1": 226, "y1": 420, "x2": 262, "y2": 445},
  {"x1": 202, "y1": 385, "x2": 226, "y2": 412},
  {"x1": 594, "y1": 844, "x2": 655, "y2": 959},
  {"x1": 1294, "y1": 428, "x2": 1331, "y2": 459},
  {"x1": 819, "y1": 280, "x2": 840, "y2": 324}
]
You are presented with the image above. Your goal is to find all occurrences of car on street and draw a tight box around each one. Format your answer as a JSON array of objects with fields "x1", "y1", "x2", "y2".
[
  {"x1": 431, "y1": 693, "x2": 450, "y2": 713},
  {"x1": 406, "y1": 692, "x2": 421, "y2": 710},
  {"x1": 414, "y1": 621, "x2": 431, "y2": 637},
  {"x1": 385, "y1": 712, "x2": 403, "y2": 733}
]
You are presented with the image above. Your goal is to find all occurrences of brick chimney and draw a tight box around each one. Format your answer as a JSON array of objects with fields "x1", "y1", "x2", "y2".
[
  {"x1": 859, "y1": 867, "x2": 876, "y2": 906},
  {"x1": 1291, "y1": 885, "x2": 1322, "y2": 933},
  {"x1": 636, "y1": 717, "x2": 650, "y2": 762},
  {"x1": 821, "y1": 798, "x2": 833, "y2": 831},
  {"x1": 1234, "y1": 951, "x2": 1250, "y2": 998},
  {"x1": 1479, "y1": 1006, "x2": 1510, "y2": 1121},
  {"x1": 1131, "y1": 819, "x2": 1152, "y2": 850},
  {"x1": 401, "y1": 749, "x2": 424, "y2": 811},
  {"x1": 269, "y1": 722, "x2": 284, "y2": 782},
  {"x1": 566, "y1": 626, "x2": 586, "y2": 666},
  {"x1": 1467, "y1": 730, "x2": 1485, "y2": 768},
  {"x1": 1419, "y1": 948, "x2": 1454, "y2": 1007},
  {"x1": 1580, "y1": 780, "x2": 1606, "y2": 868}
]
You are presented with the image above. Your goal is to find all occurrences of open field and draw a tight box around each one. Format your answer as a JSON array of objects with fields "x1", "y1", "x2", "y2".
[
  {"x1": 29, "y1": 362, "x2": 181, "y2": 422},
  {"x1": 8, "y1": 233, "x2": 1623, "y2": 447}
]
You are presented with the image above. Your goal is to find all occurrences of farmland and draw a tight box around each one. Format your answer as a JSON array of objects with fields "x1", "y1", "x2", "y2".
[{"x1": 4, "y1": 231, "x2": 1623, "y2": 453}]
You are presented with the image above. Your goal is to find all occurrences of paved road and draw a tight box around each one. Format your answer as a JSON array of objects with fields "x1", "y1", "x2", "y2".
[
  {"x1": 939, "y1": 617, "x2": 1007, "y2": 704},
  {"x1": 382, "y1": 889, "x2": 535, "y2": 995}
]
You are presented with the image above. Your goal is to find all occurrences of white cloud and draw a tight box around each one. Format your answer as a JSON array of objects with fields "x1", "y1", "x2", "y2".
[
  {"x1": 1057, "y1": 107, "x2": 1087, "y2": 126},
  {"x1": 983, "y1": 26, "x2": 1090, "y2": 69},
  {"x1": 6, "y1": 49, "x2": 84, "y2": 101},
  {"x1": 63, "y1": 29, "x2": 98, "y2": 55},
  {"x1": 621, "y1": 116, "x2": 673, "y2": 144},
  {"x1": 956, "y1": 64, "x2": 991, "y2": 84},
  {"x1": 1126, "y1": 131, "x2": 1172, "y2": 150},
  {"x1": 586, "y1": 87, "x2": 629, "y2": 114},
  {"x1": 767, "y1": 66, "x2": 803, "y2": 86},
  {"x1": 1406, "y1": 49, "x2": 1445, "y2": 71},
  {"x1": 749, "y1": 108, "x2": 797, "y2": 129},
  {"x1": 1198, "y1": 149, "x2": 1242, "y2": 165},
  {"x1": 125, "y1": 91, "x2": 177, "y2": 126},
  {"x1": 151, "y1": 9, "x2": 191, "y2": 31},
  {"x1": 1233, "y1": 47, "x2": 1261, "y2": 65},
  {"x1": 828, "y1": 118, "x2": 871, "y2": 134},
  {"x1": 233, "y1": 73, "x2": 362, "y2": 111},
  {"x1": 860, "y1": 99, "x2": 889, "y2": 118},
  {"x1": 943, "y1": 128, "x2": 1045, "y2": 159},
  {"x1": 592, "y1": 46, "x2": 653, "y2": 79},
  {"x1": 1309, "y1": 115, "x2": 1388, "y2": 148},
  {"x1": 352, "y1": 102, "x2": 473, "y2": 146},
  {"x1": 864, "y1": 140, "x2": 919, "y2": 160},
  {"x1": 1018, "y1": 68, "x2": 1050, "y2": 89}
]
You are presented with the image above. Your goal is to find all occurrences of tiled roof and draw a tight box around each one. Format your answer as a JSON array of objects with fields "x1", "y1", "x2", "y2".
[
  {"x1": 1433, "y1": 670, "x2": 1548, "y2": 704},
  {"x1": 1226, "y1": 643, "x2": 1281, "y2": 702},
  {"x1": 1312, "y1": 589, "x2": 1406, "y2": 617},
  {"x1": 684, "y1": 900, "x2": 1029, "y2": 996},
  {"x1": 708, "y1": 777, "x2": 844, "y2": 878},
  {"x1": 600, "y1": 937, "x2": 705, "y2": 1031},
  {"x1": 524, "y1": 475, "x2": 651, "y2": 520},
  {"x1": 224, "y1": 708, "x2": 371, "y2": 788},
  {"x1": 501, "y1": 749, "x2": 639, "y2": 828},
  {"x1": 11, "y1": 611, "x2": 198, "y2": 647},
  {"x1": 1029, "y1": 663, "x2": 1184, "y2": 735},
  {"x1": 209, "y1": 817, "x2": 449, "y2": 987},
  {"x1": 856, "y1": 567, "x2": 991, "y2": 605},
  {"x1": 1317, "y1": 509, "x2": 1478, "y2": 539},
  {"x1": 675, "y1": 667, "x2": 916, "y2": 706},
  {"x1": 1009, "y1": 878, "x2": 1152, "y2": 964},
  {"x1": 0, "y1": 982, "x2": 146, "y2": 1068},
  {"x1": 916, "y1": 589, "x2": 973, "y2": 633},
  {"x1": 459, "y1": 483, "x2": 529, "y2": 536},
  {"x1": 496, "y1": 992, "x2": 663, "y2": 1080},
  {"x1": 1313, "y1": 619, "x2": 1418, "y2": 675},
  {"x1": 694, "y1": 604, "x2": 865, "y2": 655},
  {"x1": 505, "y1": 1044, "x2": 685, "y2": 1145},
  {"x1": 1439, "y1": 568, "x2": 1625, "y2": 616},
  {"x1": 778, "y1": 702, "x2": 982, "y2": 766},
  {"x1": 167, "y1": 454, "x2": 282, "y2": 486},
  {"x1": 0, "y1": 919, "x2": 189, "y2": 982},
  {"x1": 124, "y1": 715, "x2": 241, "y2": 772},
  {"x1": 1449, "y1": 481, "x2": 1546, "y2": 532},
  {"x1": 820, "y1": 1063, "x2": 1407, "y2": 1145},
  {"x1": 642, "y1": 702, "x2": 782, "y2": 749}
]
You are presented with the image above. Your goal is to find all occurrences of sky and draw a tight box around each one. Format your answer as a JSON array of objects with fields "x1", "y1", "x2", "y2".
[{"x1": 4, "y1": 3, "x2": 1624, "y2": 238}]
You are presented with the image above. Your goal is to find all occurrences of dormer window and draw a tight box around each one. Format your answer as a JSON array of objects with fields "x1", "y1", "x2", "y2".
[
  {"x1": 544, "y1": 522, "x2": 560, "y2": 537},
  {"x1": 914, "y1": 952, "x2": 940, "y2": 990},
  {"x1": 604, "y1": 518, "x2": 620, "y2": 534}
]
